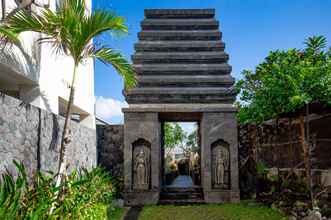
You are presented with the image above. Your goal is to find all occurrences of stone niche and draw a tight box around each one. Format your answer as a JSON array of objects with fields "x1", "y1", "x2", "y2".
[
  {"x1": 212, "y1": 139, "x2": 230, "y2": 189},
  {"x1": 132, "y1": 138, "x2": 151, "y2": 191}
]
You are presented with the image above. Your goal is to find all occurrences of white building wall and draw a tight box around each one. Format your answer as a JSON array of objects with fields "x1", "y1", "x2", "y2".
[{"x1": 0, "y1": 0, "x2": 95, "y2": 129}]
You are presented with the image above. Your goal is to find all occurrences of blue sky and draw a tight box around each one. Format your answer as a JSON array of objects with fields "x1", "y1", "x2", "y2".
[{"x1": 93, "y1": 0, "x2": 331, "y2": 124}]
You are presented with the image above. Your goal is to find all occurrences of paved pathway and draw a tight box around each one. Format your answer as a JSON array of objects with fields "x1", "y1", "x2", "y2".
[{"x1": 169, "y1": 175, "x2": 194, "y2": 187}]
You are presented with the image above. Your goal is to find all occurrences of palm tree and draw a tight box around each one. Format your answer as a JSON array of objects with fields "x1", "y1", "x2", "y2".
[
  {"x1": 304, "y1": 35, "x2": 327, "y2": 54},
  {"x1": 0, "y1": 0, "x2": 135, "y2": 188}
]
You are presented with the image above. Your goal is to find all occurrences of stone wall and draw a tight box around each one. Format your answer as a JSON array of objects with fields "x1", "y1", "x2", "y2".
[
  {"x1": 239, "y1": 116, "x2": 331, "y2": 170},
  {"x1": 238, "y1": 115, "x2": 331, "y2": 197},
  {"x1": 0, "y1": 94, "x2": 97, "y2": 176},
  {"x1": 96, "y1": 125, "x2": 124, "y2": 179}
]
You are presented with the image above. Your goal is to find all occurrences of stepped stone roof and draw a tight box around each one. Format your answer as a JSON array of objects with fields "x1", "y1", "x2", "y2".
[{"x1": 124, "y1": 9, "x2": 236, "y2": 104}]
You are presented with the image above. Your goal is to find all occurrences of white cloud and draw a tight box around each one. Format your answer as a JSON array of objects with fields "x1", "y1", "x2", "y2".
[{"x1": 95, "y1": 96, "x2": 128, "y2": 122}]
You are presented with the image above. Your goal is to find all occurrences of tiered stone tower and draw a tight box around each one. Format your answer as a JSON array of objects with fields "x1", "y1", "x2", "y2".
[
  {"x1": 125, "y1": 9, "x2": 236, "y2": 104},
  {"x1": 123, "y1": 9, "x2": 239, "y2": 206}
]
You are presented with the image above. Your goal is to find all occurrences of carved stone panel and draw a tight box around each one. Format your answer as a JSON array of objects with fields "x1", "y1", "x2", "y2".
[
  {"x1": 212, "y1": 139, "x2": 230, "y2": 189},
  {"x1": 132, "y1": 138, "x2": 151, "y2": 191}
]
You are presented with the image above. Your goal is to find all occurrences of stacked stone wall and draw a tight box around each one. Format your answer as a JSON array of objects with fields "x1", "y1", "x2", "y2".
[
  {"x1": 239, "y1": 116, "x2": 331, "y2": 170},
  {"x1": 0, "y1": 94, "x2": 97, "y2": 176},
  {"x1": 238, "y1": 115, "x2": 331, "y2": 197},
  {"x1": 96, "y1": 125, "x2": 124, "y2": 179}
]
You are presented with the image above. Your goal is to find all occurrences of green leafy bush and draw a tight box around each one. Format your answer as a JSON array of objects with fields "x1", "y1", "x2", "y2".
[
  {"x1": 236, "y1": 36, "x2": 331, "y2": 124},
  {"x1": 0, "y1": 161, "x2": 116, "y2": 219}
]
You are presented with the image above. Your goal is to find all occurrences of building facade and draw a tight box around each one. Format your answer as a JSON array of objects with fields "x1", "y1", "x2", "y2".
[{"x1": 0, "y1": 0, "x2": 95, "y2": 129}]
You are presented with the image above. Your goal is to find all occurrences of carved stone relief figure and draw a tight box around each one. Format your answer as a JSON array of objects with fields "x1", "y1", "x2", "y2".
[
  {"x1": 133, "y1": 139, "x2": 151, "y2": 190},
  {"x1": 212, "y1": 140, "x2": 230, "y2": 189}
]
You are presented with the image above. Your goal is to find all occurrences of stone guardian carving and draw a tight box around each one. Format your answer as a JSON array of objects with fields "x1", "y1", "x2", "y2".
[
  {"x1": 133, "y1": 139, "x2": 150, "y2": 190},
  {"x1": 212, "y1": 140, "x2": 230, "y2": 189}
]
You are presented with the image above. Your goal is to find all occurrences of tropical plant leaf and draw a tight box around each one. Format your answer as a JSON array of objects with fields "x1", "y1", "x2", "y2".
[
  {"x1": 0, "y1": 26, "x2": 19, "y2": 44},
  {"x1": 94, "y1": 47, "x2": 136, "y2": 88}
]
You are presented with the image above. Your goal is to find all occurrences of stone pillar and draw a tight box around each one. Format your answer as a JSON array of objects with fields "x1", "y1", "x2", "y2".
[
  {"x1": 123, "y1": 112, "x2": 161, "y2": 206},
  {"x1": 201, "y1": 112, "x2": 240, "y2": 203}
]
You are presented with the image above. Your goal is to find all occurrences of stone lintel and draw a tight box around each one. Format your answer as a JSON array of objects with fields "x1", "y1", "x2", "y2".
[{"x1": 122, "y1": 104, "x2": 237, "y2": 113}]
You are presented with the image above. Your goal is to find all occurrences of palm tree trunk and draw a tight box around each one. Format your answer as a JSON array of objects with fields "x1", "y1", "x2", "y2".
[
  {"x1": 57, "y1": 64, "x2": 78, "y2": 179},
  {"x1": 50, "y1": 64, "x2": 78, "y2": 214}
]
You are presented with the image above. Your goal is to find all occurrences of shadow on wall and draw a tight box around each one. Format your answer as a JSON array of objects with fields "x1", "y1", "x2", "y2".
[{"x1": 0, "y1": 33, "x2": 41, "y2": 82}]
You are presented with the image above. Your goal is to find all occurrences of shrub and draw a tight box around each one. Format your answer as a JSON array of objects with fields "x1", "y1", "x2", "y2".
[
  {"x1": 255, "y1": 164, "x2": 312, "y2": 218},
  {"x1": 0, "y1": 161, "x2": 116, "y2": 219}
]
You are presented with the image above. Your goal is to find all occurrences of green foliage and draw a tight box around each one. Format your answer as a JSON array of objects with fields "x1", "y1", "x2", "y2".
[
  {"x1": 256, "y1": 162, "x2": 268, "y2": 176},
  {"x1": 236, "y1": 35, "x2": 331, "y2": 124},
  {"x1": 164, "y1": 122, "x2": 186, "y2": 151},
  {"x1": 0, "y1": 161, "x2": 116, "y2": 220},
  {"x1": 139, "y1": 202, "x2": 287, "y2": 220},
  {"x1": 111, "y1": 177, "x2": 124, "y2": 199},
  {"x1": 164, "y1": 122, "x2": 199, "y2": 154},
  {"x1": 0, "y1": 161, "x2": 28, "y2": 219},
  {"x1": 53, "y1": 168, "x2": 114, "y2": 219},
  {"x1": 107, "y1": 207, "x2": 126, "y2": 220},
  {"x1": 186, "y1": 129, "x2": 199, "y2": 153}
]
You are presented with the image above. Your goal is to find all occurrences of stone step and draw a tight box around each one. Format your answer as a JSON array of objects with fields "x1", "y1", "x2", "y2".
[
  {"x1": 145, "y1": 9, "x2": 215, "y2": 19},
  {"x1": 162, "y1": 186, "x2": 202, "y2": 193},
  {"x1": 141, "y1": 19, "x2": 219, "y2": 30},
  {"x1": 132, "y1": 51, "x2": 229, "y2": 64},
  {"x1": 135, "y1": 41, "x2": 225, "y2": 52},
  {"x1": 158, "y1": 199, "x2": 205, "y2": 205},
  {"x1": 134, "y1": 64, "x2": 232, "y2": 75},
  {"x1": 138, "y1": 30, "x2": 221, "y2": 41},
  {"x1": 137, "y1": 75, "x2": 234, "y2": 87},
  {"x1": 160, "y1": 192, "x2": 202, "y2": 199}
]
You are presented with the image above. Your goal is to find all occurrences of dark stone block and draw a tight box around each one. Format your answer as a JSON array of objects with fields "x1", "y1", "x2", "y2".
[
  {"x1": 138, "y1": 30, "x2": 222, "y2": 41},
  {"x1": 133, "y1": 63, "x2": 232, "y2": 75},
  {"x1": 132, "y1": 51, "x2": 229, "y2": 64},
  {"x1": 144, "y1": 9, "x2": 215, "y2": 19},
  {"x1": 141, "y1": 18, "x2": 219, "y2": 30},
  {"x1": 136, "y1": 75, "x2": 235, "y2": 88}
]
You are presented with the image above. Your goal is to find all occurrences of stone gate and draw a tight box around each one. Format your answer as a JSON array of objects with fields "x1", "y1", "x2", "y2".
[{"x1": 123, "y1": 9, "x2": 239, "y2": 205}]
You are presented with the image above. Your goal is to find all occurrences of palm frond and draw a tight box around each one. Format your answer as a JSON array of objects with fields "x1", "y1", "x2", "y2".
[
  {"x1": 304, "y1": 35, "x2": 327, "y2": 53},
  {"x1": 0, "y1": 26, "x2": 19, "y2": 44},
  {"x1": 4, "y1": 10, "x2": 45, "y2": 34},
  {"x1": 82, "y1": 10, "x2": 128, "y2": 42},
  {"x1": 93, "y1": 47, "x2": 136, "y2": 88}
]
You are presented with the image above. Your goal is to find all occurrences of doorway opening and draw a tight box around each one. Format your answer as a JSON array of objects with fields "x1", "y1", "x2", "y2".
[{"x1": 161, "y1": 121, "x2": 201, "y2": 188}]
